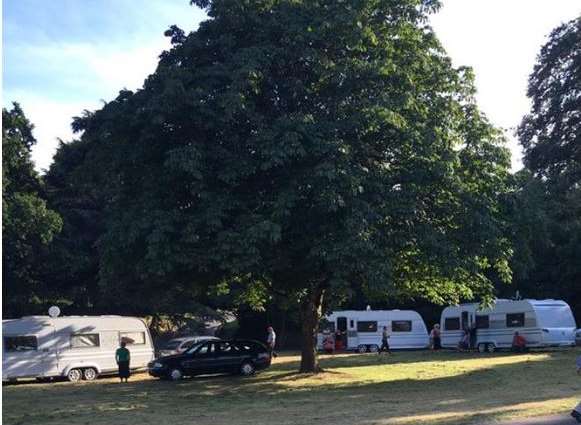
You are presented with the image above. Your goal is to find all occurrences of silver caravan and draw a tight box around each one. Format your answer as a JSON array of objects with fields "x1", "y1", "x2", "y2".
[
  {"x1": 317, "y1": 309, "x2": 429, "y2": 353},
  {"x1": 440, "y1": 299, "x2": 577, "y2": 352},
  {"x1": 3, "y1": 315, "x2": 155, "y2": 382}
]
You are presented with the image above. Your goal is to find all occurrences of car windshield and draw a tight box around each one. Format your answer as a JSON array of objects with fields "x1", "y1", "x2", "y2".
[{"x1": 164, "y1": 341, "x2": 182, "y2": 350}]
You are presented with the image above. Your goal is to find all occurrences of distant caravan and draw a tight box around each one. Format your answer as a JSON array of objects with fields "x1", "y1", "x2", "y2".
[
  {"x1": 317, "y1": 309, "x2": 429, "y2": 353},
  {"x1": 440, "y1": 299, "x2": 577, "y2": 352},
  {"x1": 3, "y1": 315, "x2": 155, "y2": 382}
]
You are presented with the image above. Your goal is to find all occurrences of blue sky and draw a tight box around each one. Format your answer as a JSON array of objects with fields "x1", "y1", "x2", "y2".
[{"x1": 3, "y1": 0, "x2": 581, "y2": 172}]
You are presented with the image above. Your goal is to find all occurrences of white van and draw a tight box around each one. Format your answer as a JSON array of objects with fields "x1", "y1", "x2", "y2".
[
  {"x1": 2, "y1": 315, "x2": 155, "y2": 382},
  {"x1": 317, "y1": 309, "x2": 429, "y2": 353},
  {"x1": 440, "y1": 299, "x2": 577, "y2": 352}
]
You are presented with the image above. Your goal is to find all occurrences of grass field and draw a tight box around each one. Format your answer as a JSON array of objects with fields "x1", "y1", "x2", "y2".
[{"x1": 3, "y1": 349, "x2": 580, "y2": 425}]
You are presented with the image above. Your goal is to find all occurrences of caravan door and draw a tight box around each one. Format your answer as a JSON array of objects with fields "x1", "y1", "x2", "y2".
[{"x1": 336, "y1": 317, "x2": 348, "y2": 350}]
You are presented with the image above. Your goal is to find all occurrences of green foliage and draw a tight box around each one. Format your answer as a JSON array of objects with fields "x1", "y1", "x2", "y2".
[
  {"x1": 509, "y1": 17, "x2": 581, "y2": 322},
  {"x1": 2, "y1": 104, "x2": 62, "y2": 317},
  {"x1": 518, "y1": 17, "x2": 581, "y2": 192},
  {"x1": 53, "y1": 0, "x2": 512, "y2": 370}
]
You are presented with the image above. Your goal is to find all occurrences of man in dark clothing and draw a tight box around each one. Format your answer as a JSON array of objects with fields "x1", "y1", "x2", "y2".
[
  {"x1": 378, "y1": 326, "x2": 391, "y2": 354},
  {"x1": 469, "y1": 324, "x2": 477, "y2": 350}
]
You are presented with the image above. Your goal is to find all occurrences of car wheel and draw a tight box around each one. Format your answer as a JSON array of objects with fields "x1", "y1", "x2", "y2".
[
  {"x1": 478, "y1": 343, "x2": 487, "y2": 353},
  {"x1": 487, "y1": 343, "x2": 495, "y2": 353},
  {"x1": 368, "y1": 344, "x2": 379, "y2": 353},
  {"x1": 357, "y1": 344, "x2": 367, "y2": 354},
  {"x1": 169, "y1": 368, "x2": 183, "y2": 381},
  {"x1": 240, "y1": 362, "x2": 256, "y2": 376},
  {"x1": 83, "y1": 368, "x2": 98, "y2": 381},
  {"x1": 67, "y1": 368, "x2": 83, "y2": 382}
]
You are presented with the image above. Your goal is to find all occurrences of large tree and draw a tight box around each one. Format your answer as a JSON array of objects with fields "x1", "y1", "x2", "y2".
[
  {"x1": 518, "y1": 17, "x2": 580, "y2": 192},
  {"x1": 510, "y1": 17, "x2": 581, "y2": 320},
  {"x1": 67, "y1": 0, "x2": 512, "y2": 371},
  {"x1": 2, "y1": 104, "x2": 62, "y2": 317}
]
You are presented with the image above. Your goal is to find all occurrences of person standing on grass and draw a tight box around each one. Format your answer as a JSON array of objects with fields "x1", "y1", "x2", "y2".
[
  {"x1": 378, "y1": 326, "x2": 391, "y2": 355},
  {"x1": 266, "y1": 326, "x2": 277, "y2": 358},
  {"x1": 469, "y1": 323, "x2": 477, "y2": 351},
  {"x1": 571, "y1": 355, "x2": 581, "y2": 422},
  {"x1": 430, "y1": 324, "x2": 441, "y2": 350},
  {"x1": 115, "y1": 340, "x2": 131, "y2": 383}
]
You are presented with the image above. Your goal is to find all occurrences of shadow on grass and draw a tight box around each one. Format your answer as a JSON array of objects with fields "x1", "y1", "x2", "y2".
[{"x1": 3, "y1": 349, "x2": 579, "y2": 425}]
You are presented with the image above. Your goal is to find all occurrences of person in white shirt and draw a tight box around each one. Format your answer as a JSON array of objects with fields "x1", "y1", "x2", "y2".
[{"x1": 266, "y1": 326, "x2": 277, "y2": 358}]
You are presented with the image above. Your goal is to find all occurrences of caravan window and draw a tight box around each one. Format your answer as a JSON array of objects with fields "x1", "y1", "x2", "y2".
[
  {"x1": 444, "y1": 317, "x2": 460, "y2": 331},
  {"x1": 4, "y1": 336, "x2": 38, "y2": 352},
  {"x1": 392, "y1": 321, "x2": 412, "y2": 332},
  {"x1": 71, "y1": 333, "x2": 100, "y2": 348},
  {"x1": 475, "y1": 315, "x2": 490, "y2": 329},
  {"x1": 120, "y1": 332, "x2": 146, "y2": 345},
  {"x1": 357, "y1": 321, "x2": 378, "y2": 333},
  {"x1": 506, "y1": 313, "x2": 525, "y2": 328}
]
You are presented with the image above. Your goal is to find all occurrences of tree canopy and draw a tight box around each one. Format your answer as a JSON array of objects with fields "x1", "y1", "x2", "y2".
[
  {"x1": 518, "y1": 17, "x2": 581, "y2": 193},
  {"x1": 2, "y1": 104, "x2": 62, "y2": 317},
  {"x1": 58, "y1": 0, "x2": 512, "y2": 371},
  {"x1": 509, "y1": 16, "x2": 581, "y2": 319}
]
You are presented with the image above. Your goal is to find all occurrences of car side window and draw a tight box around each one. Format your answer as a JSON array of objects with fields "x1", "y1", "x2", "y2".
[
  {"x1": 194, "y1": 342, "x2": 216, "y2": 357},
  {"x1": 217, "y1": 342, "x2": 239, "y2": 354}
]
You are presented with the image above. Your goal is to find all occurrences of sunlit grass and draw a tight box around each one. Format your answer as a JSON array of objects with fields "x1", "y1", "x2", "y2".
[{"x1": 3, "y1": 349, "x2": 580, "y2": 425}]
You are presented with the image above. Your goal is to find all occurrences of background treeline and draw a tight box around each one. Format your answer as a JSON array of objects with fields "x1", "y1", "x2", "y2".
[{"x1": 3, "y1": 8, "x2": 579, "y2": 349}]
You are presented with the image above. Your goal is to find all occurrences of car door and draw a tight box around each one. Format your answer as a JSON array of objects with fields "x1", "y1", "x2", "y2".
[
  {"x1": 215, "y1": 342, "x2": 242, "y2": 372},
  {"x1": 181, "y1": 342, "x2": 218, "y2": 375}
]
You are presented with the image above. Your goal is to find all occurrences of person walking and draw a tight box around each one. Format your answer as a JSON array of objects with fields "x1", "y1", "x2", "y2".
[
  {"x1": 266, "y1": 326, "x2": 277, "y2": 358},
  {"x1": 378, "y1": 326, "x2": 391, "y2": 354},
  {"x1": 115, "y1": 340, "x2": 131, "y2": 383},
  {"x1": 430, "y1": 324, "x2": 441, "y2": 350}
]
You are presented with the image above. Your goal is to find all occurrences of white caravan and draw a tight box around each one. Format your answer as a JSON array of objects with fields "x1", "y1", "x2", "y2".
[
  {"x1": 317, "y1": 309, "x2": 429, "y2": 353},
  {"x1": 440, "y1": 299, "x2": 577, "y2": 352},
  {"x1": 2, "y1": 315, "x2": 155, "y2": 382}
]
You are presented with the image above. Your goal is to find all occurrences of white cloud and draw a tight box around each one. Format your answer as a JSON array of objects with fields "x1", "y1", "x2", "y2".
[
  {"x1": 430, "y1": 0, "x2": 581, "y2": 171},
  {"x1": 4, "y1": 38, "x2": 172, "y2": 172},
  {"x1": 4, "y1": 91, "x2": 100, "y2": 172}
]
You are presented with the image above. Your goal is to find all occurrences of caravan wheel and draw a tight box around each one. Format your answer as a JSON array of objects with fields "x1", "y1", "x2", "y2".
[
  {"x1": 368, "y1": 344, "x2": 379, "y2": 353},
  {"x1": 487, "y1": 344, "x2": 496, "y2": 353},
  {"x1": 478, "y1": 343, "x2": 487, "y2": 353},
  {"x1": 67, "y1": 368, "x2": 83, "y2": 382},
  {"x1": 83, "y1": 368, "x2": 98, "y2": 381},
  {"x1": 357, "y1": 345, "x2": 368, "y2": 354}
]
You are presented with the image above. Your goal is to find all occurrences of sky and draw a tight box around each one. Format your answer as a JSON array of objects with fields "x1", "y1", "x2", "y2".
[{"x1": 3, "y1": 0, "x2": 581, "y2": 172}]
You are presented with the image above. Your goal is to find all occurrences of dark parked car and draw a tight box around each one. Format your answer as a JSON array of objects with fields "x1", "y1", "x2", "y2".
[{"x1": 148, "y1": 339, "x2": 271, "y2": 380}]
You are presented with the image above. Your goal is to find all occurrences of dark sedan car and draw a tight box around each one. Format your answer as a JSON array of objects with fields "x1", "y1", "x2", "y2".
[{"x1": 148, "y1": 339, "x2": 271, "y2": 380}]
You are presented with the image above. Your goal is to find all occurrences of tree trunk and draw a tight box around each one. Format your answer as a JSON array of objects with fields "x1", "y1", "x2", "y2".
[{"x1": 299, "y1": 285, "x2": 325, "y2": 373}]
